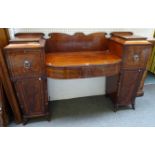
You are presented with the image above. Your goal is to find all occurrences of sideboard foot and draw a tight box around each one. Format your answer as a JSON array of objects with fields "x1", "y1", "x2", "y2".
[
  {"x1": 132, "y1": 103, "x2": 135, "y2": 110},
  {"x1": 23, "y1": 118, "x2": 29, "y2": 125},
  {"x1": 114, "y1": 104, "x2": 118, "y2": 112},
  {"x1": 46, "y1": 114, "x2": 51, "y2": 122}
]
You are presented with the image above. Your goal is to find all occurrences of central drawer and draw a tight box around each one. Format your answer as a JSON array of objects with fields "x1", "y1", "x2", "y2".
[
  {"x1": 6, "y1": 50, "x2": 44, "y2": 79},
  {"x1": 46, "y1": 63, "x2": 121, "y2": 79},
  {"x1": 81, "y1": 64, "x2": 121, "y2": 77}
]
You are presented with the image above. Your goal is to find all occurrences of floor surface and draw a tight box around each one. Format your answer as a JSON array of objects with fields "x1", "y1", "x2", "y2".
[
  {"x1": 10, "y1": 84, "x2": 155, "y2": 127},
  {"x1": 145, "y1": 72, "x2": 155, "y2": 85}
]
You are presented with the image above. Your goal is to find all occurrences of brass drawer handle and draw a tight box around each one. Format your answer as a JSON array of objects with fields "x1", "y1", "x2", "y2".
[
  {"x1": 133, "y1": 54, "x2": 140, "y2": 62},
  {"x1": 24, "y1": 60, "x2": 31, "y2": 69}
]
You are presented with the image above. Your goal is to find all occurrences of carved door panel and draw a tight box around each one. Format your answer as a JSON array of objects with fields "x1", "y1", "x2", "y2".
[
  {"x1": 117, "y1": 69, "x2": 144, "y2": 106},
  {"x1": 14, "y1": 77, "x2": 46, "y2": 117}
]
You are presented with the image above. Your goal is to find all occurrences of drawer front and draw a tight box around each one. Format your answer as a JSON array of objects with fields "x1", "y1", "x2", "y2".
[
  {"x1": 46, "y1": 67, "x2": 82, "y2": 79},
  {"x1": 123, "y1": 45, "x2": 151, "y2": 69},
  {"x1": 88, "y1": 63, "x2": 120, "y2": 77},
  {"x1": 46, "y1": 63, "x2": 120, "y2": 79},
  {"x1": 6, "y1": 50, "x2": 44, "y2": 78}
]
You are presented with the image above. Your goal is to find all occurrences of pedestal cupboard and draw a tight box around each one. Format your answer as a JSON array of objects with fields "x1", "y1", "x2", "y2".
[{"x1": 4, "y1": 39, "x2": 49, "y2": 124}]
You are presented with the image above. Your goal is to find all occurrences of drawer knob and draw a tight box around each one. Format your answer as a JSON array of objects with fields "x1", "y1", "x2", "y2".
[
  {"x1": 0, "y1": 107, "x2": 2, "y2": 111},
  {"x1": 24, "y1": 60, "x2": 31, "y2": 69},
  {"x1": 133, "y1": 54, "x2": 140, "y2": 62}
]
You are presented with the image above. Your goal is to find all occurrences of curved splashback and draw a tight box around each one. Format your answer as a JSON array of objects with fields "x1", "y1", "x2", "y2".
[{"x1": 45, "y1": 32, "x2": 108, "y2": 52}]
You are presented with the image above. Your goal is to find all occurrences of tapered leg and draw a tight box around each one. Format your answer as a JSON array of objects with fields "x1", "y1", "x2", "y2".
[
  {"x1": 105, "y1": 94, "x2": 109, "y2": 98},
  {"x1": 114, "y1": 104, "x2": 118, "y2": 112},
  {"x1": 23, "y1": 118, "x2": 28, "y2": 125},
  {"x1": 46, "y1": 115, "x2": 51, "y2": 122},
  {"x1": 132, "y1": 102, "x2": 135, "y2": 110}
]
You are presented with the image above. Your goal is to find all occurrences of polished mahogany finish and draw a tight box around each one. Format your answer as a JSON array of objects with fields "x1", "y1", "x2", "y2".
[
  {"x1": 3, "y1": 31, "x2": 152, "y2": 123},
  {"x1": 15, "y1": 77, "x2": 48, "y2": 117},
  {"x1": 45, "y1": 32, "x2": 152, "y2": 111},
  {"x1": 107, "y1": 34, "x2": 152, "y2": 110},
  {"x1": 46, "y1": 32, "x2": 108, "y2": 52},
  {"x1": 46, "y1": 51, "x2": 121, "y2": 67},
  {"x1": 109, "y1": 35, "x2": 153, "y2": 97},
  {"x1": 137, "y1": 69, "x2": 148, "y2": 96},
  {"x1": 45, "y1": 32, "x2": 120, "y2": 79},
  {"x1": 46, "y1": 51, "x2": 121, "y2": 79},
  {"x1": 4, "y1": 39, "x2": 49, "y2": 124},
  {"x1": 7, "y1": 49, "x2": 44, "y2": 79}
]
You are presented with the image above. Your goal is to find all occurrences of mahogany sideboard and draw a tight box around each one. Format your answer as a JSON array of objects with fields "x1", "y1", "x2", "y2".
[{"x1": 3, "y1": 32, "x2": 152, "y2": 124}]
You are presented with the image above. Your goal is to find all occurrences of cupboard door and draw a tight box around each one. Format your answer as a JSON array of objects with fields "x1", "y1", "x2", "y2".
[
  {"x1": 117, "y1": 69, "x2": 144, "y2": 106},
  {"x1": 15, "y1": 77, "x2": 46, "y2": 117}
]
